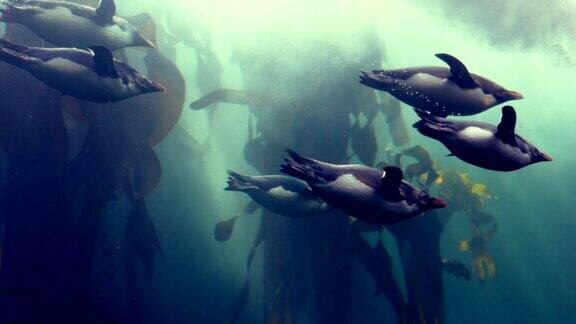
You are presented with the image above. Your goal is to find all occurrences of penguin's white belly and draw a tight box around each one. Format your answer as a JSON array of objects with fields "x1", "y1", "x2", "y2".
[
  {"x1": 398, "y1": 73, "x2": 496, "y2": 112},
  {"x1": 254, "y1": 187, "x2": 326, "y2": 216},
  {"x1": 448, "y1": 126, "x2": 498, "y2": 152},
  {"x1": 322, "y1": 174, "x2": 416, "y2": 216},
  {"x1": 28, "y1": 7, "x2": 129, "y2": 50},
  {"x1": 268, "y1": 186, "x2": 300, "y2": 202},
  {"x1": 33, "y1": 58, "x2": 131, "y2": 101},
  {"x1": 459, "y1": 126, "x2": 495, "y2": 142}
]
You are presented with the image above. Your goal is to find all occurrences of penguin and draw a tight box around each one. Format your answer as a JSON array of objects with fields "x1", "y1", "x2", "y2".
[
  {"x1": 280, "y1": 150, "x2": 447, "y2": 225},
  {"x1": 412, "y1": 106, "x2": 552, "y2": 171},
  {"x1": 359, "y1": 53, "x2": 523, "y2": 117},
  {"x1": 0, "y1": 0, "x2": 154, "y2": 51},
  {"x1": 0, "y1": 39, "x2": 165, "y2": 103},
  {"x1": 225, "y1": 171, "x2": 331, "y2": 218}
]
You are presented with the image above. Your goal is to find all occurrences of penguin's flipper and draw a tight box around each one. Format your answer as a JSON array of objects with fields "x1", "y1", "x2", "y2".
[
  {"x1": 0, "y1": 47, "x2": 41, "y2": 68},
  {"x1": 496, "y1": 106, "x2": 517, "y2": 145},
  {"x1": 435, "y1": 53, "x2": 478, "y2": 89},
  {"x1": 380, "y1": 166, "x2": 404, "y2": 202},
  {"x1": 95, "y1": 0, "x2": 116, "y2": 26},
  {"x1": 89, "y1": 46, "x2": 119, "y2": 78}
]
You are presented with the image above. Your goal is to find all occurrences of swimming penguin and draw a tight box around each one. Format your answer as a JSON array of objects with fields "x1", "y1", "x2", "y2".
[
  {"x1": 0, "y1": 0, "x2": 154, "y2": 51},
  {"x1": 0, "y1": 39, "x2": 165, "y2": 102},
  {"x1": 280, "y1": 150, "x2": 447, "y2": 225},
  {"x1": 359, "y1": 53, "x2": 523, "y2": 117},
  {"x1": 225, "y1": 171, "x2": 331, "y2": 218},
  {"x1": 413, "y1": 106, "x2": 552, "y2": 171}
]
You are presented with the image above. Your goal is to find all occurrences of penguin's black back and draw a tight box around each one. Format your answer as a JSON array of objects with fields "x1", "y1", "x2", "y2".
[
  {"x1": 23, "y1": 1, "x2": 105, "y2": 21},
  {"x1": 373, "y1": 66, "x2": 505, "y2": 95}
]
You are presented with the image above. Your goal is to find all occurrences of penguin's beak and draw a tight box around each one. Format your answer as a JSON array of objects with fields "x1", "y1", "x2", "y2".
[
  {"x1": 148, "y1": 81, "x2": 166, "y2": 93},
  {"x1": 539, "y1": 152, "x2": 553, "y2": 162},
  {"x1": 508, "y1": 90, "x2": 524, "y2": 100},
  {"x1": 140, "y1": 78, "x2": 166, "y2": 93},
  {"x1": 429, "y1": 198, "x2": 448, "y2": 209}
]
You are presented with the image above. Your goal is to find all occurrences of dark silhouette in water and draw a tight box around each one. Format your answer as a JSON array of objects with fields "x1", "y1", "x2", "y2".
[
  {"x1": 349, "y1": 121, "x2": 378, "y2": 166},
  {"x1": 215, "y1": 201, "x2": 259, "y2": 242},
  {"x1": 124, "y1": 171, "x2": 164, "y2": 281},
  {"x1": 349, "y1": 229, "x2": 406, "y2": 322}
]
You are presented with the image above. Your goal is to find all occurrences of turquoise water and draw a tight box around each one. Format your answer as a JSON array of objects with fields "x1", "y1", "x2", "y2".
[{"x1": 0, "y1": 0, "x2": 574, "y2": 323}]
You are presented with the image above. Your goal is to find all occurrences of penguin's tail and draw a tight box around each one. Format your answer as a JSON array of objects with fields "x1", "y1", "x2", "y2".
[
  {"x1": 280, "y1": 159, "x2": 310, "y2": 182},
  {"x1": 0, "y1": 38, "x2": 29, "y2": 52},
  {"x1": 285, "y1": 149, "x2": 317, "y2": 166},
  {"x1": 280, "y1": 149, "x2": 327, "y2": 184},
  {"x1": 225, "y1": 171, "x2": 257, "y2": 192},
  {"x1": 0, "y1": 38, "x2": 38, "y2": 68},
  {"x1": 412, "y1": 109, "x2": 454, "y2": 139},
  {"x1": 359, "y1": 70, "x2": 394, "y2": 91}
]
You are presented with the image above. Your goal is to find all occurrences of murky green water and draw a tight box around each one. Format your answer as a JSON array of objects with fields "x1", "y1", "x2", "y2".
[{"x1": 0, "y1": 0, "x2": 574, "y2": 323}]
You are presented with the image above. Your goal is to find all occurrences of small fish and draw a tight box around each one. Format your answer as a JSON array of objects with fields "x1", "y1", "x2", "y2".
[
  {"x1": 441, "y1": 258, "x2": 472, "y2": 281},
  {"x1": 470, "y1": 210, "x2": 496, "y2": 227}
]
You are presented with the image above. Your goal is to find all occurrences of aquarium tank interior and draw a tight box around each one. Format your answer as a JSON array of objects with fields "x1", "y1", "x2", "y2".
[{"x1": 0, "y1": 0, "x2": 573, "y2": 323}]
